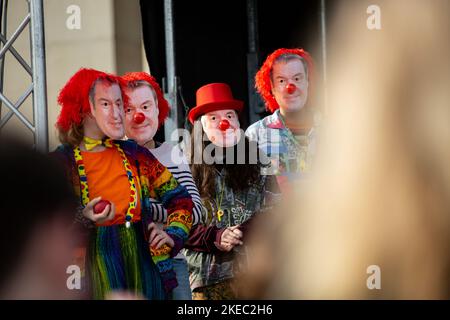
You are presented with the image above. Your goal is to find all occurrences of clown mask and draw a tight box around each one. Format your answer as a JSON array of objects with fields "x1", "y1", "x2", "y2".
[
  {"x1": 124, "y1": 85, "x2": 159, "y2": 145},
  {"x1": 200, "y1": 109, "x2": 241, "y2": 148},
  {"x1": 89, "y1": 81, "x2": 125, "y2": 140},
  {"x1": 271, "y1": 58, "x2": 309, "y2": 114}
]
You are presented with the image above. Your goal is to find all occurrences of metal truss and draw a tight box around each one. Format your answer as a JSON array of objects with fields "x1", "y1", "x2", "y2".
[{"x1": 0, "y1": 0, "x2": 48, "y2": 152}]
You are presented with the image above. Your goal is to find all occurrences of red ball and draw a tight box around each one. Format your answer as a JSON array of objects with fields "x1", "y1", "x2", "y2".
[
  {"x1": 133, "y1": 112, "x2": 145, "y2": 124},
  {"x1": 93, "y1": 200, "x2": 111, "y2": 214},
  {"x1": 218, "y1": 119, "x2": 230, "y2": 131},
  {"x1": 286, "y1": 83, "x2": 296, "y2": 94}
]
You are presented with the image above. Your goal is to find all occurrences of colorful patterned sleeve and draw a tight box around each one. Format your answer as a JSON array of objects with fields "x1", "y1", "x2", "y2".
[
  {"x1": 147, "y1": 159, "x2": 194, "y2": 256},
  {"x1": 134, "y1": 144, "x2": 193, "y2": 292}
]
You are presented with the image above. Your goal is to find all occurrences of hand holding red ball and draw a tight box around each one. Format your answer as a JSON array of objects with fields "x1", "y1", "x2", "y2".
[
  {"x1": 82, "y1": 197, "x2": 115, "y2": 224},
  {"x1": 93, "y1": 199, "x2": 111, "y2": 214}
]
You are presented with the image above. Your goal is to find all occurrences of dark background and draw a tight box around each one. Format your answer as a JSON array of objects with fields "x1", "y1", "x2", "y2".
[{"x1": 140, "y1": 0, "x2": 325, "y2": 140}]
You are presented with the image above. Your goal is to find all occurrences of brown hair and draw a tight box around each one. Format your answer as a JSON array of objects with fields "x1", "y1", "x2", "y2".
[
  {"x1": 57, "y1": 121, "x2": 84, "y2": 147},
  {"x1": 189, "y1": 119, "x2": 262, "y2": 198}
]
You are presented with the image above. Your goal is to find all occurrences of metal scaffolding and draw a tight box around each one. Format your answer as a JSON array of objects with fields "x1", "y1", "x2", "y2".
[
  {"x1": 0, "y1": 0, "x2": 48, "y2": 152},
  {"x1": 163, "y1": 0, "x2": 178, "y2": 141}
]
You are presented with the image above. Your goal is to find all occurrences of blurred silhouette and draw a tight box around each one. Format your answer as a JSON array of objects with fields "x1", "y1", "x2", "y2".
[
  {"x1": 0, "y1": 136, "x2": 81, "y2": 299},
  {"x1": 241, "y1": 0, "x2": 450, "y2": 299}
]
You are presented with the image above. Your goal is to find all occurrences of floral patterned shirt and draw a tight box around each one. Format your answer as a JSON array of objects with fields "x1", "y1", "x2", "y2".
[{"x1": 246, "y1": 109, "x2": 317, "y2": 192}]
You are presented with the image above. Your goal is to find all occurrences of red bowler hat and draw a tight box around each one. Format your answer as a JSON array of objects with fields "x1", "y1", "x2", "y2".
[{"x1": 188, "y1": 83, "x2": 243, "y2": 124}]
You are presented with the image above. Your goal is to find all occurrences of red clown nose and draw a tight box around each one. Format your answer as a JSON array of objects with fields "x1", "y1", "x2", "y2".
[
  {"x1": 218, "y1": 119, "x2": 230, "y2": 131},
  {"x1": 133, "y1": 112, "x2": 145, "y2": 124},
  {"x1": 286, "y1": 83, "x2": 296, "y2": 94}
]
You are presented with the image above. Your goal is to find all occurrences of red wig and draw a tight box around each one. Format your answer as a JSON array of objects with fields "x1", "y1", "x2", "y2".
[
  {"x1": 255, "y1": 48, "x2": 314, "y2": 113},
  {"x1": 56, "y1": 68, "x2": 125, "y2": 132},
  {"x1": 121, "y1": 72, "x2": 170, "y2": 129}
]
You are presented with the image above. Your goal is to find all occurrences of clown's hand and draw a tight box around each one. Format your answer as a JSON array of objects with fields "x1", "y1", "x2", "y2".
[
  {"x1": 216, "y1": 225, "x2": 243, "y2": 252},
  {"x1": 82, "y1": 197, "x2": 115, "y2": 224},
  {"x1": 148, "y1": 222, "x2": 175, "y2": 249}
]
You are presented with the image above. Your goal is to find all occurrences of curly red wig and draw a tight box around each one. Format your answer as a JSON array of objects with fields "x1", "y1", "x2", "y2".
[
  {"x1": 255, "y1": 48, "x2": 314, "y2": 113},
  {"x1": 56, "y1": 68, "x2": 125, "y2": 132},
  {"x1": 121, "y1": 72, "x2": 170, "y2": 129}
]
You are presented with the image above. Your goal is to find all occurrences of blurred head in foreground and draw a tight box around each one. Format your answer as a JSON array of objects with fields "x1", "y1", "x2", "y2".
[
  {"x1": 0, "y1": 136, "x2": 80, "y2": 299},
  {"x1": 242, "y1": 0, "x2": 450, "y2": 299}
]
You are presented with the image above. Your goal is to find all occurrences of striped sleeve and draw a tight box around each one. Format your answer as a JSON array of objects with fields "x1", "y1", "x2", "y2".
[{"x1": 151, "y1": 166, "x2": 204, "y2": 225}]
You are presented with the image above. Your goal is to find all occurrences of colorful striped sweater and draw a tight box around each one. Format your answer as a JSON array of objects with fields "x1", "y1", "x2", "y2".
[{"x1": 52, "y1": 139, "x2": 193, "y2": 294}]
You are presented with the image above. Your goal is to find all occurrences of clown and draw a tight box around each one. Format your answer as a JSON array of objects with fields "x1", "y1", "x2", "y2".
[
  {"x1": 187, "y1": 83, "x2": 243, "y2": 149},
  {"x1": 122, "y1": 71, "x2": 203, "y2": 300},
  {"x1": 52, "y1": 68, "x2": 193, "y2": 299},
  {"x1": 246, "y1": 48, "x2": 317, "y2": 192},
  {"x1": 122, "y1": 73, "x2": 164, "y2": 148},
  {"x1": 183, "y1": 83, "x2": 278, "y2": 300}
]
